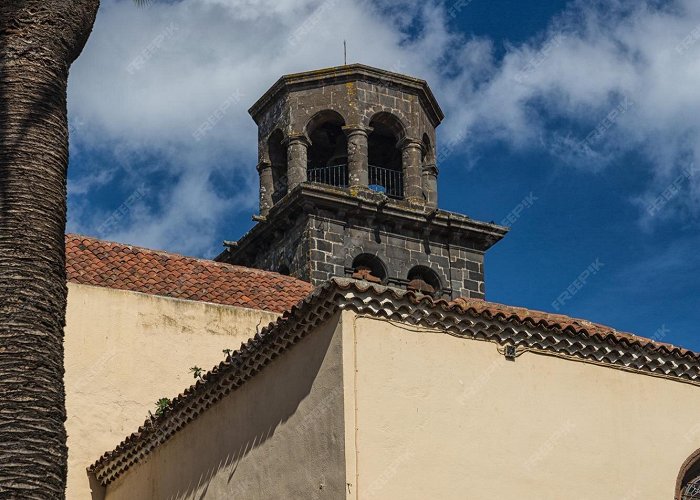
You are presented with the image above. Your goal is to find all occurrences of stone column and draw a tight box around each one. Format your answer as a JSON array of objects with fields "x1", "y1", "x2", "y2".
[
  {"x1": 285, "y1": 134, "x2": 310, "y2": 191},
  {"x1": 343, "y1": 125, "x2": 371, "y2": 190},
  {"x1": 257, "y1": 160, "x2": 274, "y2": 216},
  {"x1": 401, "y1": 138, "x2": 424, "y2": 203},
  {"x1": 421, "y1": 163, "x2": 439, "y2": 208}
]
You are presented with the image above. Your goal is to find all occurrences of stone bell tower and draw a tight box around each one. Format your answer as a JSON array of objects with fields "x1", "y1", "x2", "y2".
[{"x1": 216, "y1": 64, "x2": 508, "y2": 299}]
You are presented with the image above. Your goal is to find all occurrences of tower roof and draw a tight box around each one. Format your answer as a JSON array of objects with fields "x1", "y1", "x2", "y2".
[{"x1": 249, "y1": 64, "x2": 445, "y2": 127}]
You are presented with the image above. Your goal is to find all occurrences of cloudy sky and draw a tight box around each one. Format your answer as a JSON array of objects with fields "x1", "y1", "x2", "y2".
[{"x1": 67, "y1": 0, "x2": 700, "y2": 349}]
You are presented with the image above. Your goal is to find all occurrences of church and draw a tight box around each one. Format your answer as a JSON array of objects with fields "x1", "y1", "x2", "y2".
[{"x1": 62, "y1": 65, "x2": 700, "y2": 499}]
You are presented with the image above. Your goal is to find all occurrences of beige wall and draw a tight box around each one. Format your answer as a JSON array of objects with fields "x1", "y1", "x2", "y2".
[
  {"x1": 103, "y1": 311, "x2": 347, "y2": 500},
  {"x1": 96, "y1": 309, "x2": 700, "y2": 499},
  {"x1": 348, "y1": 315, "x2": 700, "y2": 500},
  {"x1": 65, "y1": 283, "x2": 277, "y2": 500}
]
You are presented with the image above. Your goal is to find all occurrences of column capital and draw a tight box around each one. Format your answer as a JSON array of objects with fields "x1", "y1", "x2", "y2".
[
  {"x1": 342, "y1": 125, "x2": 373, "y2": 137},
  {"x1": 283, "y1": 133, "x2": 311, "y2": 147},
  {"x1": 256, "y1": 160, "x2": 272, "y2": 173},
  {"x1": 398, "y1": 137, "x2": 424, "y2": 151},
  {"x1": 421, "y1": 163, "x2": 439, "y2": 175}
]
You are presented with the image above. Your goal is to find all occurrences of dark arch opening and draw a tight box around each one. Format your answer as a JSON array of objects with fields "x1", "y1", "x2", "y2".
[
  {"x1": 368, "y1": 112, "x2": 405, "y2": 199},
  {"x1": 268, "y1": 129, "x2": 287, "y2": 203},
  {"x1": 422, "y1": 133, "x2": 434, "y2": 165},
  {"x1": 306, "y1": 110, "x2": 347, "y2": 188},
  {"x1": 351, "y1": 254, "x2": 387, "y2": 284},
  {"x1": 277, "y1": 264, "x2": 290, "y2": 276},
  {"x1": 406, "y1": 265, "x2": 442, "y2": 295},
  {"x1": 676, "y1": 448, "x2": 700, "y2": 499}
]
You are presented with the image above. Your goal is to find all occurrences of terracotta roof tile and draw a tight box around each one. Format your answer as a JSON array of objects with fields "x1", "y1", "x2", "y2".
[
  {"x1": 65, "y1": 234, "x2": 313, "y2": 313},
  {"x1": 451, "y1": 296, "x2": 693, "y2": 357}
]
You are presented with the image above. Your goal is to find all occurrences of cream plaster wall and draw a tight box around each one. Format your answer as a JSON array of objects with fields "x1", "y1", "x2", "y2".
[
  {"x1": 349, "y1": 315, "x2": 700, "y2": 500},
  {"x1": 103, "y1": 312, "x2": 347, "y2": 500},
  {"x1": 65, "y1": 283, "x2": 277, "y2": 500}
]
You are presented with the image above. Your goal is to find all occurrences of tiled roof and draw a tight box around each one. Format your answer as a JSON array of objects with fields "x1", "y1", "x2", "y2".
[
  {"x1": 65, "y1": 234, "x2": 313, "y2": 313},
  {"x1": 453, "y1": 297, "x2": 695, "y2": 358},
  {"x1": 89, "y1": 278, "x2": 700, "y2": 486}
]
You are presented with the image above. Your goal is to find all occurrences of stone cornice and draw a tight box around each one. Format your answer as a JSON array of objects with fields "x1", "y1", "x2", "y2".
[
  {"x1": 216, "y1": 183, "x2": 508, "y2": 263},
  {"x1": 249, "y1": 64, "x2": 445, "y2": 127}
]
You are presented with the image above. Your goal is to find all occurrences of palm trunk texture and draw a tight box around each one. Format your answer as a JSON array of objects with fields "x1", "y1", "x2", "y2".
[{"x1": 0, "y1": 1, "x2": 99, "y2": 497}]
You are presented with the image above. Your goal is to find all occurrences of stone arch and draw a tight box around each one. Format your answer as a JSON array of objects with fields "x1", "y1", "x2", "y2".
[
  {"x1": 305, "y1": 110, "x2": 348, "y2": 187},
  {"x1": 368, "y1": 111, "x2": 407, "y2": 144},
  {"x1": 267, "y1": 129, "x2": 287, "y2": 203},
  {"x1": 367, "y1": 112, "x2": 407, "y2": 198},
  {"x1": 676, "y1": 447, "x2": 700, "y2": 499},
  {"x1": 351, "y1": 253, "x2": 387, "y2": 284},
  {"x1": 406, "y1": 265, "x2": 442, "y2": 296}
]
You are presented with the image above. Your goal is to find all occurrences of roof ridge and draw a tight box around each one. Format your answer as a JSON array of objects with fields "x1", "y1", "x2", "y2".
[{"x1": 452, "y1": 295, "x2": 689, "y2": 353}]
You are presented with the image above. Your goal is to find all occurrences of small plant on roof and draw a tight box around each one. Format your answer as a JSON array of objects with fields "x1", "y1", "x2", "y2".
[
  {"x1": 190, "y1": 366, "x2": 204, "y2": 381},
  {"x1": 153, "y1": 397, "x2": 171, "y2": 418},
  {"x1": 223, "y1": 348, "x2": 233, "y2": 358}
]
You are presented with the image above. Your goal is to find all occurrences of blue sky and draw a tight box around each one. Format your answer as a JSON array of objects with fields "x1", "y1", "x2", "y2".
[{"x1": 67, "y1": 0, "x2": 700, "y2": 350}]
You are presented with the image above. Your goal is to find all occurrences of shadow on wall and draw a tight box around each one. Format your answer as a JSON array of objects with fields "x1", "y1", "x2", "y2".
[{"x1": 90, "y1": 316, "x2": 342, "y2": 499}]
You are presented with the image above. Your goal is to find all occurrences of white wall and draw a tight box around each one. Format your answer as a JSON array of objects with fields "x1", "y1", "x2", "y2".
[
  {"x1": 103, "y1": 312, "x2": 347, "y2": 500},
  {"x1": 65, "y1": 283, "x2": 277, "y2": 500},
  {"x1": 348, "y1": 315, "x2": 700, "y2": 499}
]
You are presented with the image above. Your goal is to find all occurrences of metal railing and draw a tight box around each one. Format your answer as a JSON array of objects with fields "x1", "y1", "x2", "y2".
[
  {"x1": 307, "y1": 164, "x2": 348, "y2": 188},
  {"x1": 369, "y1": 164, "x2": 403, "y2": 199},
  {"x1": 305, "y1": 163, "x2": 404, "y2": 199}
]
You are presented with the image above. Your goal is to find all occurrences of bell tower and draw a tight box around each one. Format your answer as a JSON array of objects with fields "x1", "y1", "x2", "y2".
[{"x1": 216, "y1": 65, "x2": 508, "y2": 299}]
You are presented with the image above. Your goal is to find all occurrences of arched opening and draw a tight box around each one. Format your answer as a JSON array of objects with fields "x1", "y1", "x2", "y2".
[
  {"x1": 406, "y1": 265, "x2": 442, "y2": 296},
  {"x1": 306, "y1": 110, "x2": 347, "y2": 188},
  {"x1": 676, "y1": 449, "x2": 700, "y2": 499},
  {"x1": 421, "y1": 133, "x2": 435, "y2": 166},
  {"x1": 268, "y1": 129, "x2": 287, "y2": 203},
  {"x1": 277, "y1": 264, "x2": 290, "y2": 276},
  {"x1": 368, "y1": 112, "x2": 405, "y2": 199},
  {"x1": 351, "y1": 254, "x2": 387, "y2": 284}
]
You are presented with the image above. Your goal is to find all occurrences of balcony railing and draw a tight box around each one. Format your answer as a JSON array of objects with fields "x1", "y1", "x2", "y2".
[
  {"x1": 307, "y1": 164, "x2": 348, "y2": 188},
  {"x1": 369, "y1": 164, "x2": 403, "y2": 199},
  {"x1": 306, "y1": 163, "x2": 404, "y2": 199}
]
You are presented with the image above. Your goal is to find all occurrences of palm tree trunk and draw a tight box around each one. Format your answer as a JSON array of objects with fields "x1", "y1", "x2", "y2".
[{"x1": 0, "y1": 0, "x2": 99, "y2": 497}]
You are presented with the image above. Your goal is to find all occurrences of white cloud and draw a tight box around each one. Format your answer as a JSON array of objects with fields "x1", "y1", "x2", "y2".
[{"x1": 67, "y1": 0, "x2": 700, "y2": 255}]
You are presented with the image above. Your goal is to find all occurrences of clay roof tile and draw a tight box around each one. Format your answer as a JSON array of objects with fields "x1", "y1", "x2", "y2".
[{"x1": 65, "y1": 234, "x2": 312, "y2": 313}]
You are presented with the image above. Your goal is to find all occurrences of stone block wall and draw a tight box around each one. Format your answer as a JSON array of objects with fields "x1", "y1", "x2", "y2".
[
  {"x1": 305, "y1": 215, "x2": 485, "y2": 299},
  {"x1": 231, "y1": 210, "x2": 486, "y2": 300}
]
